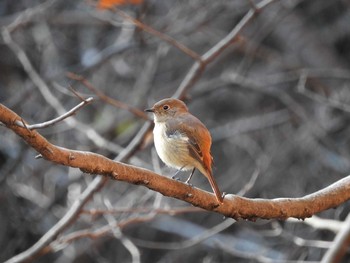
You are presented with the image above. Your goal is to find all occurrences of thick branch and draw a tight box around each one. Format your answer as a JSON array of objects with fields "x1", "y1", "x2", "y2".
[{"x1": 1, "y1": 103, "x2": 350, "y2": 221}]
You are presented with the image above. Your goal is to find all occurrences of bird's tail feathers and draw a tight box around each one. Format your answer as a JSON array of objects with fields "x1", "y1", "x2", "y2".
[{"x1": 205, "y1": 169, "x2": 223, "y2": 203}]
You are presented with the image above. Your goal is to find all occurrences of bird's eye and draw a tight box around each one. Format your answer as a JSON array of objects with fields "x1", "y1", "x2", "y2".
[{"x1": 163, "y1": 105, "x2": 169, "y2": 110}]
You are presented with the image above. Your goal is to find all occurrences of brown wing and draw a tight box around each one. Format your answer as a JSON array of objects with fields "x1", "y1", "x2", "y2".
[
  {"x1": 166, "y1": 114, "x2": 222, "y2": 203},
  {"x1": 166, "y1": 114, "x2": 212, "y2": 171}
]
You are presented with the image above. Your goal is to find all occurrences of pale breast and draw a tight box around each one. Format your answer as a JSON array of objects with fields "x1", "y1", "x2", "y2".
[{"x1": 153, "y1": 122, "x2": 193, "y2": 170}]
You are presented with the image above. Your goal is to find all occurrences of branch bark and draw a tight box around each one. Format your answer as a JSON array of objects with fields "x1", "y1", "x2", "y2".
[{"x1": 1, "y1": 102, "x2": 350, "y2": 222}]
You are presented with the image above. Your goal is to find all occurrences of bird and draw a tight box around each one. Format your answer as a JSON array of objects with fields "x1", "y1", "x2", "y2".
[{"x1": 145, "y1": 98, "x2": 223, "y2": 203}]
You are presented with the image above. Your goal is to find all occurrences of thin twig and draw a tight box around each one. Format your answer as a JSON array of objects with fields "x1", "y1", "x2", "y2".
[
  {"x1": 15, "y1": 97, "x2": 93, "y2": 130},
  {"x1": 5, "y1": 176, "x2": 108, "y2": 263},
  {"x1": 50, "y1": 212, "x2": 161, "y2": 251},
  {"x1": 68, "y1": 85, "x2": 86, "y2": 102},
  {"x1": 174, "y1": 0, "x2": 277, "y2": 99},
  {"x1": 81, "y1": 206, "x2": 204, "y2": 216},
  {"x1": 67, "y1": 72, "x2": 149, "y2": 120},
  {"x1": 6, "y1": 0, "x2": 56, "y2": 33},
  {"x1": 135, "y1": 218, "x2": 236, "y2": 250},
  {"x1": 103, "y1": 199, "x2": 141, "y2": 263},
  {"x1": 296, "y1": 72, "x2": 350, "y2": 113},
  {"x1": 113, "y1": 8, "x2": 202, "y2": 62},
  {"x1": 50, "y1": 215, "x2": 235, "y2": 253},
  {"x1": 321, "y1": 212, "x2": 350, "y2": 263},
  {"x1": 287, "y1": 216, "x2": 342, "y2": 233},
  {"x1": 236, "y1": 168, "x2": 260, "y2": 196}
]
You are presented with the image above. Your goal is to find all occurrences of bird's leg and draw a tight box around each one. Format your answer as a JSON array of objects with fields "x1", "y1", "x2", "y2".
[
  {"x1": 185, "y1": 168, "x2": 195, "y2": 186},
  {"x1": 172, "y1": 166, "x2": 185, "y2": 180}
]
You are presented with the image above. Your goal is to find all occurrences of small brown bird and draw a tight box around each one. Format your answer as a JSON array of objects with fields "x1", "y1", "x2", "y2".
[{"x1": 145, "y1": 98, "x2": 223, "y2": 203}]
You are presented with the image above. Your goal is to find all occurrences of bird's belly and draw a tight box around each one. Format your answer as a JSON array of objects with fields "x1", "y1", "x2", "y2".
[{"x1": 153, "y1": 123, "x2": 193, "y2": 170}]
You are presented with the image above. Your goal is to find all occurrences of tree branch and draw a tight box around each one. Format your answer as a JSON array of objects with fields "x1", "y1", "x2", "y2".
[{"x1": 1, "y1": 103, "x2": 350, "y2": 222}]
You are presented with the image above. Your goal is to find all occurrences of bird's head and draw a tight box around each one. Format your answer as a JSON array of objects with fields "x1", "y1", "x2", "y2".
[{"x1": 145, "y1": 98, "x2": 188, "y2": 122}]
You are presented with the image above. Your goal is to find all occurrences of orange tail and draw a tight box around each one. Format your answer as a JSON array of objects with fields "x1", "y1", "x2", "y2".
[
  {"x1": 201, "y1": 150, "x2": 223, "y2": 203},
  {"x1": 205, "y1": 168, "x2": 223, "y2": 203}
]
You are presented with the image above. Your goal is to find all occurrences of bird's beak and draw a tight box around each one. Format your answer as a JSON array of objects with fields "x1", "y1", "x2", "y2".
[{"x1": 144, "y1": 107, "x2": 154, "y2": 113}]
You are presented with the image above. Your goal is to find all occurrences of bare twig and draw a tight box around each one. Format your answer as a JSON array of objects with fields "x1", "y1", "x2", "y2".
[
  {"x1": 103, "y1": 199, "x2": 140, "y2": 263},
  {"x1": 133, "y1": 218, "x2": 236, "y2": 250},
  {"x1": 15, "y1": 97, "x2": 93, "y2": 130},
  {"x1": 5, "y1": 176, "x2": 108, "y2": 263},
  {"x1": 49, "y1": 216, "x2": 235, "y2": 254},
  {"x1": 2, "y1": 27, "x2": 64, "y2": 112},
  {"x1": 296, "y1": 71, "x2": 350, "y2": 113},
  {"x1": 174, "y1": 0, "x2": 277, "y2": 99},
  {"x1": 50, "y1": 212, "x2": 161, "y2": 251},
  {"x1": 5, "y1": 0, "x2": 56, "y2": 33},
  {"x1": 236, "y1": 168, "x2": 260, "y2": 196},
  {"x1": 68, "y1": 85, "x2": 86, "y2": 102},
  {"x1": 81, "y1": 206, "x2": 204, "y2": 216},
  {"x1": 211, "y1": 109, "x2": 290, "y2": 142},
  {"x1": 287, "y1": 216, "x2": 342, "y2": 233},
  {"x1": 321, "y1": 212, "x2": 350, "y2": 263},
  {"x1": 67, "y1": 72, "x2": 149, "y2": 120},
  {"x1": 113, "y1": 8, "x2": 202, "y2": 62}
]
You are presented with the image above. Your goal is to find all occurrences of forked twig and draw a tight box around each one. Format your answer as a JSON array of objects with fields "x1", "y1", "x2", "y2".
[{"x1": 15, "y1": 97, "x2": 93, "y2": 130}]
